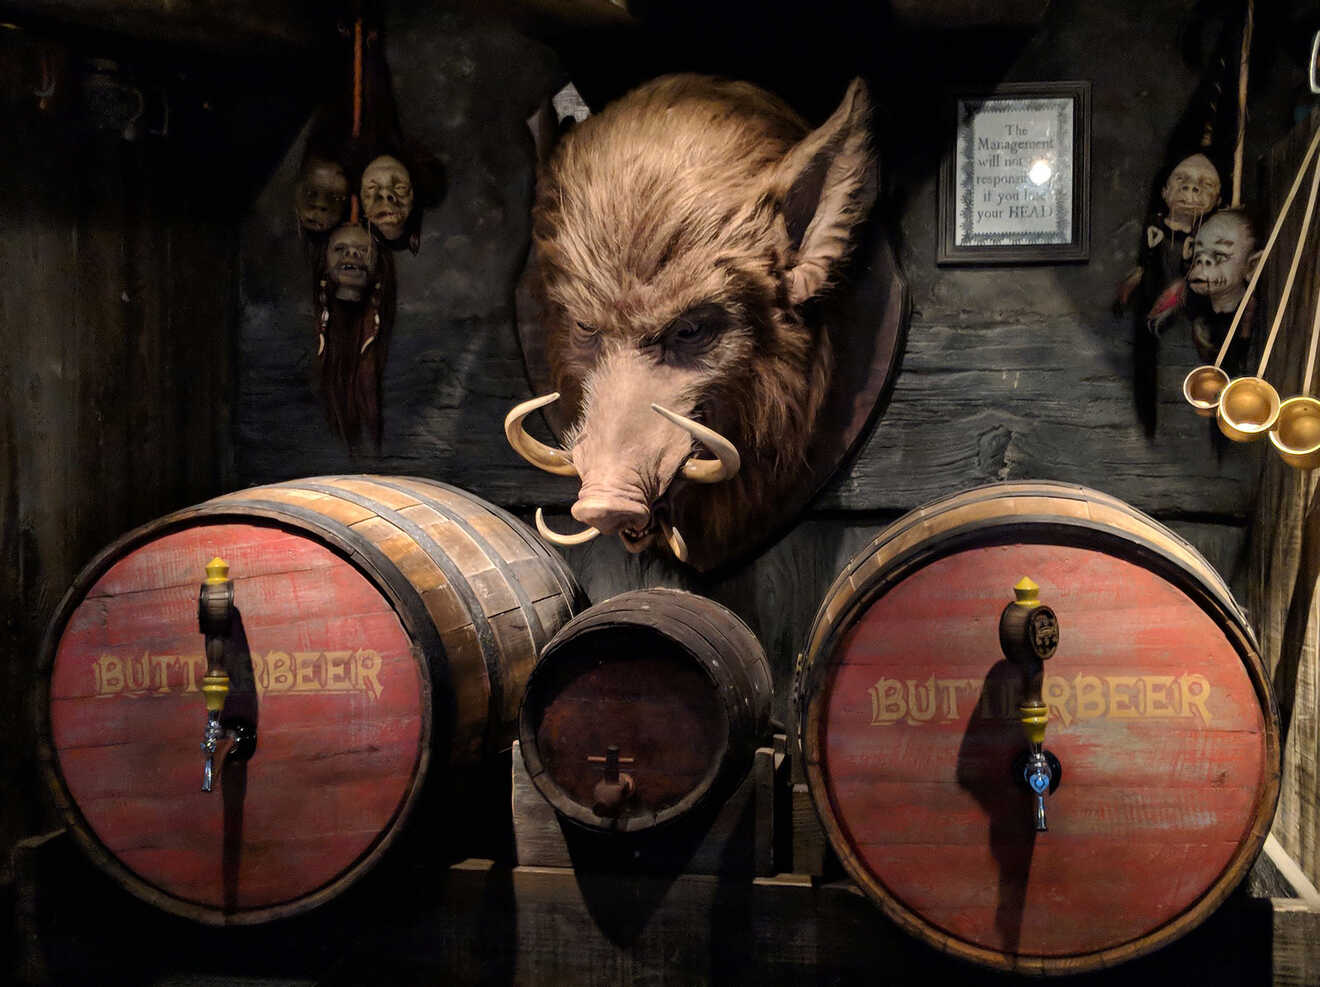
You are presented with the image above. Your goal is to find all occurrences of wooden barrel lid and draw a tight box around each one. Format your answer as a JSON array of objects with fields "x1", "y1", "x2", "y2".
[
  {"x1": 798, "y1": 483, "x2": 1280, "y2": 974},
  {"x1": 40, "y1": 519, "x2": 428, "y2": 925},
  {"x1": 520, "y1": 589, "x2": 771, "y2": 832}
]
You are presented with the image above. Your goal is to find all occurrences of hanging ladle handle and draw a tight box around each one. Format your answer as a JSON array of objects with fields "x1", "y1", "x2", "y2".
[
  {"x1": 1255, "y1": 145, "x2": 1320, "y2": 379},
  {"x1": 1211, "y1": 124, "x2": 1320, "y2": 371}
]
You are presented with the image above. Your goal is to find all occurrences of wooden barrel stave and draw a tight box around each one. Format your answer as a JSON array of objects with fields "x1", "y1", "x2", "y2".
[
  {"x1": 796, "y1": 482, "x2": 1279, "y2": 975},
  {"x1": 37, "y1": 475, "x2": 581, "y2": 925},
  {"x1": 519, "y1": 588, "x2": 772, "y2": 832}
]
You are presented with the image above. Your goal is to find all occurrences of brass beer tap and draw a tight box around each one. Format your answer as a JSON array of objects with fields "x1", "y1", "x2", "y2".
[
  {"x1": 198, "y1": 557, "x2": 235, "y2": 792},
  {"x1": 1000, "y1": 577, "x2": 1061, "y2": 831}
]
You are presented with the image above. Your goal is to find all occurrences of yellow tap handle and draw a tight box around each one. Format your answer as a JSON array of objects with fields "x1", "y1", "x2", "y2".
[
  {"x1": 202, "y1": 672, "x2": 230, "y2": 713},
  {"x1": 1016, "y1": 578, "x2": 1047, "y2": 744},
  {"x1": 1012, "y1": 576, "x2": 1041, "y2": 607},
  {"x1": 1000, "y1": 576, "x2": 1058, "y2": 747},
  {"x1": 1020, "y1": 702, "x2": 1049, "y2": 746},
  {"x1": 200, "y1": 557, "x2": 233, "y2": 713}
]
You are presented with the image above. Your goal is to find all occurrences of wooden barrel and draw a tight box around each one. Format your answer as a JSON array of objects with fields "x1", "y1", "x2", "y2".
[
  {"x1": 519, "y1": 589, "x2": 772, "y2": 832},
  {"x1": 36, "y1": 474, "x2": 583, "y2": 925},
  {"x1": 795, "y1": 481, "x2": 1280, "y2": 975}
]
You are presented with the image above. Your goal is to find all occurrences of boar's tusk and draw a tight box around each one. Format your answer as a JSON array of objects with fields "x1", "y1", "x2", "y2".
[
  {"x1": 660, "y1": 517, "x2": 689, "y2": 563},
  {"x1": 535, "y1": 507, "x2": 600, "y2": 546},
  {"x1": 505, "y1": 393, "x2": 578, "y2": 477},
  {"x1": 651, "y1": 404, "x2": 741, "y2": 484}
]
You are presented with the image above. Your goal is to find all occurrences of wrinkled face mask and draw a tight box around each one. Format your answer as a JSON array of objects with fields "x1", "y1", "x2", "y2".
[
  {"x1": 1162, "y1": 154, "x2": 1221, "y2": 232},
  {"x1": 1188, "y1": 211, "x2": 1257, "y2": 313},
  {"x1": 325, "y1": 224, "x2": 377, "y2": 301},
  {"x1": 296, "y1": 158, "x2": 350, "y2": 234},
  {"x1": 360, "y1": 155, "x2": 414, "y2": 241}
]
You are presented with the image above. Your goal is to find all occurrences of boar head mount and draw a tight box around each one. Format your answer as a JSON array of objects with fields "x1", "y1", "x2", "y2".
[{"x1": 507, "y1": 74, "x2": 883, "y2": 571}]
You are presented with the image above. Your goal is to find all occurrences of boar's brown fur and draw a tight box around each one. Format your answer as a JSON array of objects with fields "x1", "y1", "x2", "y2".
[{"x1": 528, "y1": 74, "x2": 875, "y2": 565}]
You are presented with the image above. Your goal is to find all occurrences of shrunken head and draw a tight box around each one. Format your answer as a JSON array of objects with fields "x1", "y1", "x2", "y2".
[
  {"x1": 505, "y1": 74, "x2": 877, "y2": 567},
  {"x1": 325, "y1": 224, "x2": 377, "y2": 301},
  {"x1": 360, "y1": 155, "x2": 414, "y2": 242},
  {"x1": 296, "y1": 157, "x2": 349, "y2": 234},
  {"x1": 1188, "y1": 209, "x2": 1259, "y2": 313},
  {"x1": 1162, "y1": 153, "x2": 1221, "y2": 232}
]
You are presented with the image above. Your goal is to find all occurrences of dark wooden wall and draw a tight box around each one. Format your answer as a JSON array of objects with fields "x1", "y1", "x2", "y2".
[
  {"x1": 234, "y1": 0, "x2": 1302, "y2": 727},
  {"x1": 0, "y1": 24, "x2": 314, "y2": 860},
  {"x1": 1249, "y1": 110, "x2": 1320, "y2": 893},
  {"x1": 3, "y1": 0, "x2": 1318, "y2": 981}
]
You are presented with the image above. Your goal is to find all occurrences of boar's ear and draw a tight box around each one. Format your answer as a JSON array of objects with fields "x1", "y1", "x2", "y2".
[
  {"x1": 527, "y1": 83, "x2": 589, "y2": 170},
  {"x1": 527, "y1": 99, "x2": 566, "y2": 169},
  {"x1": 776, "y1": 78, "x2": 876, "y2": 306}
]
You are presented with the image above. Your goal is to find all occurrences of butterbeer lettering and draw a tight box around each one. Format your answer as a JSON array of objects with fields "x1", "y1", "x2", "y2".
[
  {"x1": 124, "y1": 654, "x2": 150, "y2": 692},
  {"x1": 868, "y1": 671, "x2": 1214, "y2": 727},
  {"x1": 1043, "y1": 675, "x2": 1072, "y2": 727},
  {"x1": 294, "y1": 652, "x2": 320, "y2": 691},
  {"x1": 358, "y1": 651, "x2": 383, "y2": 701},
  {"x1": 325, "y1": 651, "x2": 353, "y2": 691},
  {"x1": 907, "y1": 676, "x2": 938, "y2": 723},
  {"x1": 149, "y1": 653, "x2": 174, "y2": 693},
  {"x1": 91, "y1": 649, "x2": 387, "y2": 701},
  {"x1": 1147, "y1": 675, "x2": 1178, "y2": 717},
  {"x1": 1108, "y1": 676, "x2": 1141, "y2": 718},
  {"x1": 939, "y1": 679, "x2": 964, "y2": 720},
  {"x1": 182, "y1": 654, "x2": 202, "y2": 693},
  {"x1": 1181, "y1": 672, "x2": 1212, "y2": 725},
  {"x1": 262, "y1": 651, "x2": 294, "y2": 691},
  {"x1": 94, "y1": 655, "x2": 125, "y2": 696},
  {"x1": 1075, "y1": 674, "x2": 1105, "y2": 721},
  {"x1": 869, "y1": 679, "x2": 906, "y2": 725}
]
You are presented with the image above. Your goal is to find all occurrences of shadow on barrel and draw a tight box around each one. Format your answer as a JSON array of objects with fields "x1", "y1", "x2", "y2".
[
  {"x1": 563, "y1": 793, "x2": 738, "y2": 946},
  {"x1": 956, "y1": 660, "x2": 1037, "y2": 956},
  {"x1": 219, "y1": 607, "x2": 259, "y2": 916}
]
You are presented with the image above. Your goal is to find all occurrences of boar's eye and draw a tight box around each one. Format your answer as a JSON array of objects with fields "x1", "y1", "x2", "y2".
[{"x1": 663, "y1": 304, "x2": 727, "y2": 353}]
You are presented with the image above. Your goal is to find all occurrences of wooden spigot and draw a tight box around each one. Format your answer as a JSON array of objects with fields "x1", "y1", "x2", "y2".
[{"x1": 588, "y1": 746, "x2": 635, "y2": 817}]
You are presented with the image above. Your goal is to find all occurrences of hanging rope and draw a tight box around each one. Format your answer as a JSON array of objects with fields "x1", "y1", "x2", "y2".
[
  {"x1": 352, "y1": 17, "x2": 363, "y2": 140},
  {"x1": 1232, "y1": 0, "x2": 1253, "y2": 207},
  {"x1": 34, "y1": 52, "x2": 54, "y2": 111},
  {"x1": 349, "y1": 16, "x2": 364, "y2": 224}
]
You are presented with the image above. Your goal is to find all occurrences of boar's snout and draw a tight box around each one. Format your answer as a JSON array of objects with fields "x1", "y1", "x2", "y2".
[{"x1": 570, "y1": 493, "x2": 650, "y2": 536}]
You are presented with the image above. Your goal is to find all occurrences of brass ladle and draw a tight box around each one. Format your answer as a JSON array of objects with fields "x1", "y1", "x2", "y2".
[
  {"x1": 1184, "y1": 124, "x2": 1320, "y2": 421},
  {"x1": 1270, "y1": 267, "x2": 1320, "y2": 469},
  {"x1": 1218, "y1": 136, "x2": 1320, "y2": 441}
]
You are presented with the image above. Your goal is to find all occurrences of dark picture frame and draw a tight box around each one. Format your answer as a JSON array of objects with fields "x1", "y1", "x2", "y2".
[{"x1": 937, "y1": 81, "x2": 1091, "y2": 265}]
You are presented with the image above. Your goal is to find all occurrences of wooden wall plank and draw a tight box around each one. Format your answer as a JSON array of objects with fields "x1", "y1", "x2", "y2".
[
  {"x1": 0, "y1": 38, "x2": 240, "y2": 861},
  {"x1": 1246, "y1": 111, "x2": 1320, "y2": 891},
  {"x1": 233, "y1": 4, "x2": 1257, "y2": 523}
]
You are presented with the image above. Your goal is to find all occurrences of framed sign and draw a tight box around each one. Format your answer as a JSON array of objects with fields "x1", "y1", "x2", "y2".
[{"x1": 938, "y1": 81, "x2": 1091, "y2": 264}]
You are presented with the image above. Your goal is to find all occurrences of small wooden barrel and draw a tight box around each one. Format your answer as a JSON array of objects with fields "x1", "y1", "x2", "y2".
[
  {"x1": 795, "y1": 481, "x2": 1280, "y2": 975},
  {"x1": 519, "y1": 589, "x2": 772, "y2": 832},
  {"x1": 36, "y1": 475, "x2": 582, "y2": 925}
]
